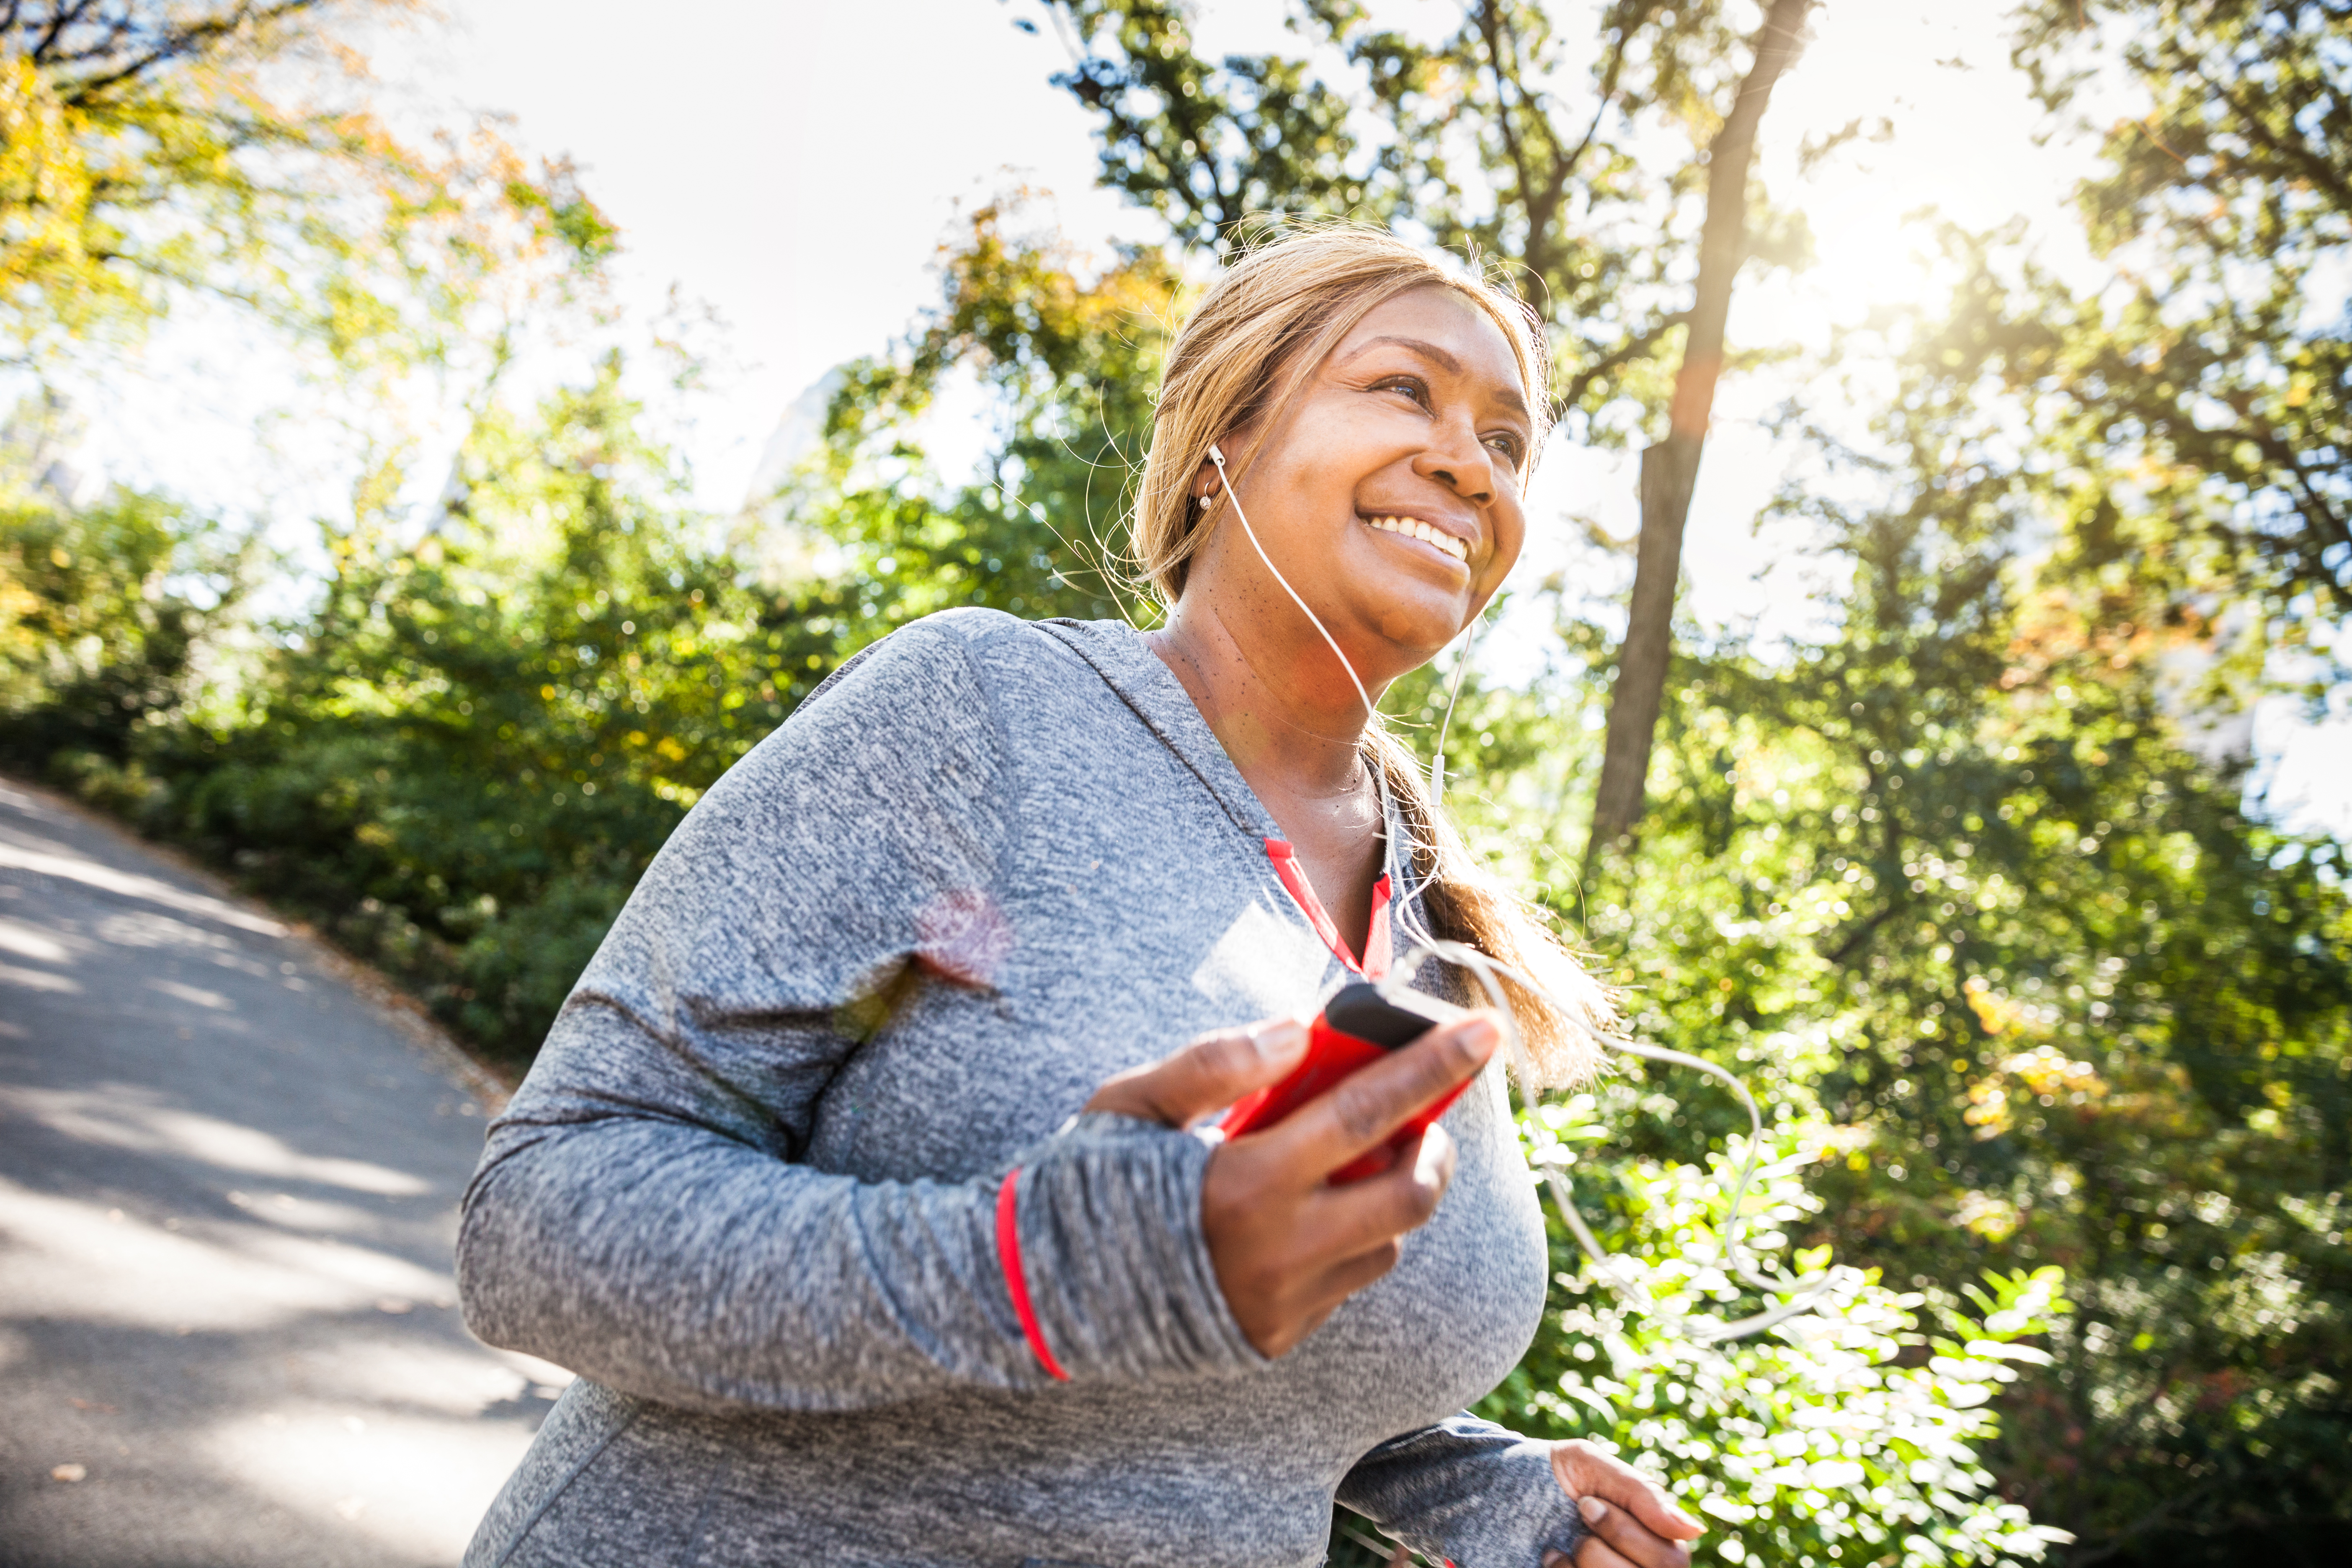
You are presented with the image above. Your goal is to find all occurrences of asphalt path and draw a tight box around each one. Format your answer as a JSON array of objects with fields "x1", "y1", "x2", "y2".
[{"x1": 0, "y1": 776, "x2": 567, "y2": 1567}]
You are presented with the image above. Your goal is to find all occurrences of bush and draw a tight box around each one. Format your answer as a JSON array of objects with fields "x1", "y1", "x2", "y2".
[
  {"x1": 1481, "y1": 1094, "x2": 2077, "y2": 1567},
  {"x1": 0, "y1": 481, "x2": 250, "y2": 770}
]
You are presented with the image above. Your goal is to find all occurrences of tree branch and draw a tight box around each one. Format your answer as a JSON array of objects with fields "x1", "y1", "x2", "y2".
[
  {"x1": 1553, "y1": 2, "x2": 1647, "y2": 193},
  {"x1": 2225, "y1": 416, "x2": 2352, "y2": 557},
  {"x1": 2158, "y1": 21, "x2": 2352, "y2": 214},
  {"x1": 60, "y1": 3, "x2": 325, "y2": 103},
  {"x1": 2063, "y1": 1471, "x2": 2213, "y2": 1566},
  {"x1": 1555, "y1": 309, "x2": 1686, "y2": 418},
  {"x1": 1473, "y1": 1, "x2": 1547, "y2": 271}
]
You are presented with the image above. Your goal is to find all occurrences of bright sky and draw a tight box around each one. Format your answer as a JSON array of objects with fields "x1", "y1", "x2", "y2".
[
  {"x1": 56, "y1": 0, "x2": 2101, "y2": 576},
  {"x1": 421, "y1": 0, "x2": 2109, "y2": 620},
  {"x1": 26, "y1": 0, "x2": 2344, "y2": 833}
]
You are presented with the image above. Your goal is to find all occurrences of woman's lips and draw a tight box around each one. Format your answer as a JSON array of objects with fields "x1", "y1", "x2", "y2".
[{"x1": 1362, "y1": 513, "x2": 1469, "y2": 564}]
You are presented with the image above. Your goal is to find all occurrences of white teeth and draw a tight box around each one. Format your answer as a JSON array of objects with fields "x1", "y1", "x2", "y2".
[{"x1": 1364, "y1": 515, "x2": 1467, "y2": 562}]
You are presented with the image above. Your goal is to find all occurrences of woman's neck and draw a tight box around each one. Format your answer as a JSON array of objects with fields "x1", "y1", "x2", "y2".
[
  {"x1": 1148, "y1": 592, "x2": 1390, "y2": 960},
  {"x1": 1147, "y1": 594, "x2": 1375, "y2": 803}
]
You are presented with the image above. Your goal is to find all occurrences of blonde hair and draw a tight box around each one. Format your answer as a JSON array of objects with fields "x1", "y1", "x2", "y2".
[{"x1": 1134, "y1": 226, "x2": 1617, "y2": 1086}]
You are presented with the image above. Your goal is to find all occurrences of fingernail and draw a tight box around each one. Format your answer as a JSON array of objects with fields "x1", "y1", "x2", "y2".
[
  {"x1": 1578, "y1": 1496, "x2": 1606, "y2": 1524},
  {"x1": 1460, "y1": 1017, "x2": 1499, "y2": 1055},
  {"x1": 1252, "y1": 1021, "x2": 1307, "y2": 1061}
]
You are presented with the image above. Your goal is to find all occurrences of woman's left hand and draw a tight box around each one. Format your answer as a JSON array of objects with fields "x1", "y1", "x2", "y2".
[{"x1": 1542, "y1": 1440, "x2": 1704, "y2": 1568}]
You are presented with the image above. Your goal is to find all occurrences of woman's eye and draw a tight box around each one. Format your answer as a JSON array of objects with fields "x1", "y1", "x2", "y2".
[
  {"x1": 1378, "y1": 377, "x2": 1430, "y2": 406},
  {"x1": 1485, "y1": 433, "x2": 1525, "y2": 463}
]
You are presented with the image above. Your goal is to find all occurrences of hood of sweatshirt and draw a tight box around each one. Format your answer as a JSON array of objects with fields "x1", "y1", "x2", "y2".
[{"x1": 1031, "y1": 615, "x2": 1416, "y2": 983}]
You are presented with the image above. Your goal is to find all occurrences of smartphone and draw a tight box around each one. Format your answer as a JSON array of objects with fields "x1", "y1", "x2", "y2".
[{"x1": 1217, "y1": 983, "x2": 1472, "y2": 1184}]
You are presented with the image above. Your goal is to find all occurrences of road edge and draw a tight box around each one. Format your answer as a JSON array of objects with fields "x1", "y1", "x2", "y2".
[{"x1": 1, "y1": 770, "x2": 518, "y2": 1114}]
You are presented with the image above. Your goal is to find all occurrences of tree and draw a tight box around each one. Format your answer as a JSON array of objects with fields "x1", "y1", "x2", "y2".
[
  {"x1": 1044, "y1": 0, "x2": 1823, "y2": 415},
  {"x1": 6, "y1": 5, "x2": 2342, "y2": 1560},
  {"x1": 0, "y1": 0, "x2": 615, "y2": 364},
  {"x1": 1039, "y1": 0, "x2": 1820, "y2": 855},
  {"x1": 1014, "y1": 6, "x2": 2352, "y2": 1555},
  {"x1": 0, "y1": 398, "x2": 253, "y2": 771},
  {"x1": 801, "y1": 199, "x2": 1183, "y2": 629},
  {"x1": 1457, "y1": 226, "x2": 2350, "y2": 1560},
  {"x1": 1586, "y1": 0, "x2": 1813, "y2": 857},
  {"x1": 2009, "y1": 0, "x2": 2349, "y2": 676}
]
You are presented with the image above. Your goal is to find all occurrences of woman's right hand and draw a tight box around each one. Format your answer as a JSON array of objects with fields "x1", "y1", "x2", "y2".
[{"x1": 1084, "y1": 1013, "x2": 1501, "y2": 1358}]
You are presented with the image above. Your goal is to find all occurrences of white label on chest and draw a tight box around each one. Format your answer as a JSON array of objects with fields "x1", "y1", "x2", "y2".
[{"x1": 1189, "y1": 900, "x2": 1337, "y2": 1013}]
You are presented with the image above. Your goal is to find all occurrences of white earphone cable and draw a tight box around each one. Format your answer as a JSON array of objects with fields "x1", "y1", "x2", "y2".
[
  {"x1": 1381, "y1": 918, "x2": 1842, "y2": 1342},
  {"x1": 1429, "y1": 612, "x2": 1483, "y2": 804},
  {"x1": 1207, "y1": 445, "x2": 1377, "y2": 724}
]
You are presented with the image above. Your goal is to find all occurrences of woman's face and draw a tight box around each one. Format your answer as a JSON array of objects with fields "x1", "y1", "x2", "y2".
[{"x1": 1198, "y1": 283, "x2": 1536, "y2": 683}]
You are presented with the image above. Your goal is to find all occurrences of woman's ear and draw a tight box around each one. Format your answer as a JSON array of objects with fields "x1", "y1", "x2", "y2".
[{"x1": 1190, "y1": 456, "x2": 1221, "y2": 512}]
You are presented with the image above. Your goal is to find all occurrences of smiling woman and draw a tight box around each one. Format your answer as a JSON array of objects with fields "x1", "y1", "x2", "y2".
[
  {"x1": 454, "y1": 227, "x2": 1695, "y2": 1568},
  {"x1": 1135, "y1": 230, "x2": 1603, "y2": 1081}
]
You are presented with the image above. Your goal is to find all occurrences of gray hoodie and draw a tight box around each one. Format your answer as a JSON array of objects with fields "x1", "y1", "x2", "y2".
[{"x1": 455, "y1": 610, "x2": 1592, "y2": 1568}]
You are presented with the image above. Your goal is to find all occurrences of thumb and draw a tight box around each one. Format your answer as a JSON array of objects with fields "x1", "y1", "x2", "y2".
[{"x1": 1084, "y1": 1019, "x2": 1309, "y2": 1128}]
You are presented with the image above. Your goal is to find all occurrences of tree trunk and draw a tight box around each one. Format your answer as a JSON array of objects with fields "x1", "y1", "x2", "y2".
[{"x1": 1586, "y1": 0, "x2": 1813, "y2": 861}]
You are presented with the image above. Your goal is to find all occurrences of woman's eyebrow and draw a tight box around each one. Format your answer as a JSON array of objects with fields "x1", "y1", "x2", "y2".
[
  {"x1": 1341, "y1": 334, "x2": 1463, "y2": 374},
  {"x1": 1339, "y1": 334, "x2": 1530, "y2": 419}
]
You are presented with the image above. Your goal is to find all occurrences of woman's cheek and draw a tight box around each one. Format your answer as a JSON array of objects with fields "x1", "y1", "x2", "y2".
[{"x1": 1486, "y1": 512, "x2": 1527, "y2": 585}]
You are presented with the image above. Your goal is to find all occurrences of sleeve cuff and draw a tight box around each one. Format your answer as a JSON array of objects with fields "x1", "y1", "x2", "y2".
[
  {"x1": 1343, "y1": 1416, "x2": 1592, "y2": 1568},
  {"x1": 1001, "y1": 1112, "x2": 1268, "y2": 1383},
  {"x1": 1435, "y1": 1440, "x2": 1589, "y2": 1568}
]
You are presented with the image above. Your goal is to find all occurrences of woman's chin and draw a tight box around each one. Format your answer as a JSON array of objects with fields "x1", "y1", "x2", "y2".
[{"x1": 1365, "y1": 592, "x2": 1477, "y2": 663}]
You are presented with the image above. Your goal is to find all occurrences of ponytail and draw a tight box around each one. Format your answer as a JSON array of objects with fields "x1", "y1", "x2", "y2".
[{"x1": 1366, "y1": 728, "x2": 1616, "y2": 1087}]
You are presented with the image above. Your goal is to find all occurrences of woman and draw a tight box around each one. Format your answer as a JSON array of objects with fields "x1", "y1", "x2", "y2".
[{"x1": 456, "y1": 227, "x2": 1707, "y2": 1568}]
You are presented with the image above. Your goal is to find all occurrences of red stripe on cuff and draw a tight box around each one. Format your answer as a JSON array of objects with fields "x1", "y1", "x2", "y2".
[{"x1": 995, "y1": 1168, "x2": 1070, "y2": 1382}]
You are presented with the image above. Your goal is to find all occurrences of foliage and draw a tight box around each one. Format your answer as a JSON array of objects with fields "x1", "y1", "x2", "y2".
[
  {"x1": 2010, "y1": 0, "x2": 2349, "y2": 670},
  {"x1": 20, "y1": 129, "x2": 2344, "y2": 1568},
  {"x1": 1478, "y1": 1107, "x2": 2077, "y2": 1568},
  {"x1": 1, "y1": 3, "x2": 2346, "y2": 1565},
  {"x1": 0, "y1": 201, "x2": 1174, "y2": 1066},
  {"x1": 2, "y1": 361, "x2": 847, "y2": 1064},
  {"x1": 796, "y1": 198, "x2": 1182, "y2": 627},
  {"x1": 0, "y1": 0, "x2": 616, "y2": 364},
  {"x1": 0, "y1": 409, "x2": 253, "y2": 769},
  {"x1": 1436, "y1": 233, "x2": 2352, "y2": 1560},
  {"x1": 1042, "y1": 0, "x2": 1812, "y2": 435}
]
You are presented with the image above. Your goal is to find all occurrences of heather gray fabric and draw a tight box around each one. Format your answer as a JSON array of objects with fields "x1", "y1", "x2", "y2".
[{"x1": 455, "y1": 610, "x2": 1593, "y2": 1568}]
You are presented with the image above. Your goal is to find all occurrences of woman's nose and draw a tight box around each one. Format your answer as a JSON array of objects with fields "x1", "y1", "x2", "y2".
[{"x1": 1413, "y1": 422, "x2": 1496, "y2": 503}]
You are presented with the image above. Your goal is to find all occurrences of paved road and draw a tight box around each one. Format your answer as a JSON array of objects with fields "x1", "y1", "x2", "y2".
[{"x1": 0, "y1": 776, "x2": 566, "y2": 1567}]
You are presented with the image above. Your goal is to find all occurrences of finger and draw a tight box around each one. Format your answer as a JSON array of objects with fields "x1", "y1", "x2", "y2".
[
  {"x1": 1301, "y1": 1123, "x2": 1457, "y2": 1259},
  {"x1": 1265, "y1": 1014, "x2": 1497, "y2": 1174},
  {"x1": 1567, "y1": 1523, "x2": 1643, "y2": 1568},
  {"x1": 1265, "y1": 1299, "x2": 1342, "y2": 1358},
  {"x1": 1579, "y1": 1457, "x2": 1704, "y2": 1542},
  {"x1": 1576, "y1": 1498, "x2": 1692, "y2": 1568},
  {"x1": 1306, "y1": 1235, "x2": 1405, "y2": 1307},
  {"x1": 1084, "y1": 1019, "x2": 1308, "y2": 1126}
]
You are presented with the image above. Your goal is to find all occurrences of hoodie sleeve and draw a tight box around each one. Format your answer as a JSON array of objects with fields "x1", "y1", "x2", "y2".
[
  {"x1": 454, "y1": 622, "x2": 1264, "y2": 1412},
  {"x1": 1339, "y1": 1414, "x2": 1590, "y2": 1568}
]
